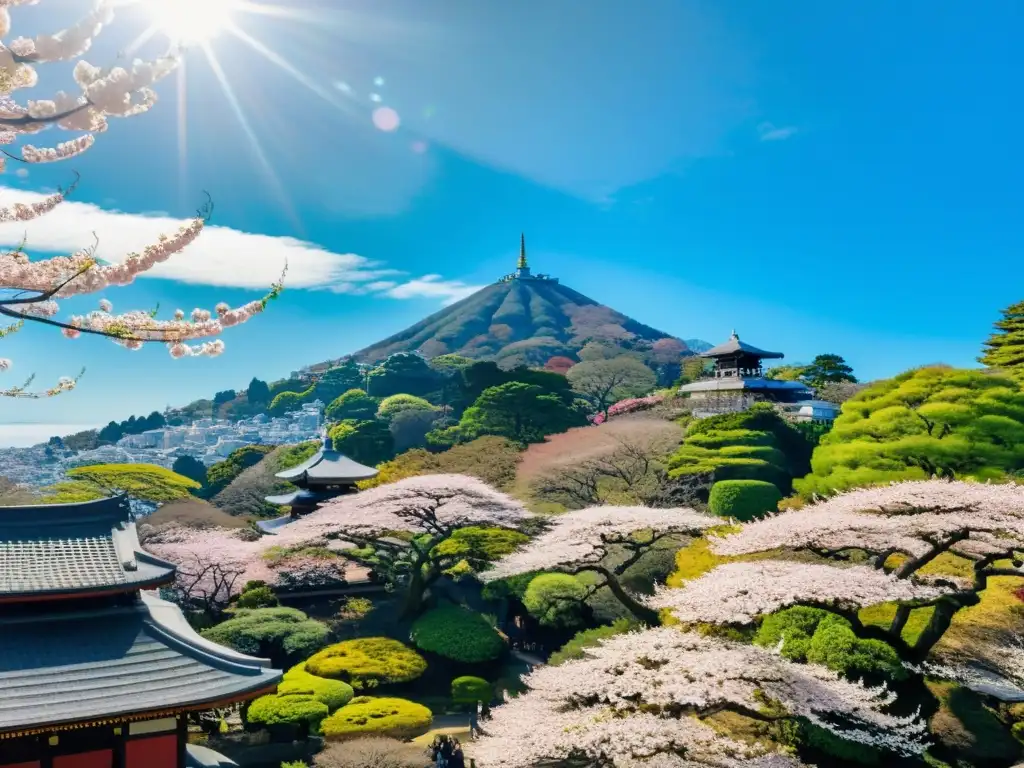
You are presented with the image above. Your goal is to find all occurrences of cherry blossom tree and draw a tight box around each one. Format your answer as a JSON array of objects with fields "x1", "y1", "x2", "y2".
[
  {"x1": 708, "y1": 479, "x2": 1024, "y2": 662},
  {"x1": 472, "y1": 626, "x2": 930, "y2": 768},
  {"x1": 483, "y1": 506, "x2": 719, "y2": 625},
  {"x1": 0, "y1": 1, "x2": 282, "y2": 397}
]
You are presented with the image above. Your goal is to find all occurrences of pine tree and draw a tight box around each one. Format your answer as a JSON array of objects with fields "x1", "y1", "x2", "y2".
[{"x1": 980, "y1": 300, "x2": 1024, "y2": 379}]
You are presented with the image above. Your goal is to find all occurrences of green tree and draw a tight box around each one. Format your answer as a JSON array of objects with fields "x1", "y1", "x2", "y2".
[
  {"x1": 376, "y1": 394, "x2": 438, "y2": 422},
  {"x1": 979, "y1": 300, "x2": 1024, "y2": 380},
  {"x1": 328, "y1": 420, "x2": 394, "y2": 466},
  {"x1": 795, "y1": 366, "x2": 1024, "y2": 497},
  {"x1": 247, "y1": 377, "x2": 271, "y2": 405},
  {"x1": 567, "y1": 356, "x2": 657, "y2": 417},
  {"x1": 204, "y1": 445, "x2": 274, "y2": 497},
  {"x1": 41, "y1": 463, "x2": 201, "y2": 504},
  {"x1": 800, "y1": 354, "x2": 857, "y2": 390},
  {"x1": 459, "y1": 382, "x2": 584, "y2": 443},
  {"x1": 270, "y1": 383, "x2": 316, "y2": 416},
  {"x1": 429, "y1": 354, "x2": 475, "y2": 375},
  {"x1": 522, "y1": 573, "x2": 590, "y2": 628},
  {"x1": 764, "y1": 364, "x2": 808, "y2": 382},
  {"x1": 201, "y1": 607, "x2": 330, "y2": 668},
  {"x1": 325, "y1": 389, "x2": 380, "y2": 422},
  {"x1": 389, "y1": 408, "x2": 442, "y2": 453},
  {"x1": 213, "y1": 389, "x2": 236, "y2": 408},
  {"x1": 366, "y1": 353, "x2": 440, "y2": 398},
  {"x1": 315, "y1": 360, "x2": 366, "y2": 402},
  {"x1": 172, "y1": 455, "x2": 208, "y2": 487}
]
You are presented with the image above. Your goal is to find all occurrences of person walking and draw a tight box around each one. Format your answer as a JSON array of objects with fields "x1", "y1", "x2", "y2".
[
  {"x1": 469, "y1": 701, "x2": 480, "y2": 740},
  {"x1": 439, "y1": 734, "x2": 454, "y2": 767}
]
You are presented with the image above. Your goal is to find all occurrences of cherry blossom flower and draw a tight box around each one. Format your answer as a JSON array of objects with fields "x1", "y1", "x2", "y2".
[
  {"x1": 474, "y1": 625, "x2": 929, "y2": 766},
  {"x1": 647, "y1": 561, "x2": 951, "y2": 625},
  {"x1": 261, "y1": 473, "x2": 530, "y2": 549},
  {"x1": 483, "y1": 505, "x2": 717, "y2": 581},
  {"x1": 608, "y1": 394, "x2": 665, "y2": 418}
]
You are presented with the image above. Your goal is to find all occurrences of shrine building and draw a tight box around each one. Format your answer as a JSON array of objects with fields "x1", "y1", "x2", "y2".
[
  {"x1": 678, "y1": 331, "x2": 812, "y2": 416},
  {"x1": 257, "y1": 435, "x2": 378, "y2": 533},
  {"x1": 0, "y1": 495, "x2": 281, "y2": 768}
]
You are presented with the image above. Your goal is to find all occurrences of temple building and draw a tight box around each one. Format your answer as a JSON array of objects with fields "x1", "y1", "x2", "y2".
[
  {"x1": 497, "y1": 234, "x2": 560, "y2": 284},
  {"x1": 0, "y1": 495, "x2": 281, "y2": 768},
  {"x1": 678, "y1": 331, "x2": 812, "y2": 416},
  {"x1": 257, "y1": 435, "x2": 378, "y2": 533}
]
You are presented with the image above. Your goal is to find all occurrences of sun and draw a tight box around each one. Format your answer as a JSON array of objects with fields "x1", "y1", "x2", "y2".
[{"x1": 147, "y1": 0, "x2": 238, "y2": 43}]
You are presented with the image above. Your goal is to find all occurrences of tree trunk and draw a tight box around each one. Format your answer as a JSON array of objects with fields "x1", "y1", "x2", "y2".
[
  {"x1": 578, "y1": 565, "x2": 660, "y2": 627},
  {"x1": 400, "y1": 568, "x2": 428, "y2": 619},
  {"x1": 911, "y1": 594, "x2": 978, "y2": 662}
]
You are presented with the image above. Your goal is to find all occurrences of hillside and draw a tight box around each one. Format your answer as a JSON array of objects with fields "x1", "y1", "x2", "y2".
[{"x1": 350, "y1": 275, "x2": 692, "y2": 368}]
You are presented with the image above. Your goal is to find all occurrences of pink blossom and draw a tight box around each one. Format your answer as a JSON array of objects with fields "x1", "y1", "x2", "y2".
[
  {"x1": 647, "y1": 561, "x2": 951, "y2": 625},
  {"x1": 475, "y1": 626, "x2": 928, "y2": 766},
  {"x1": 483, "y1": 505, "x2": 717, "y2": 581},
  {"x1": 607, "y1": 394, "x2": 665, "y2": 418},
  {"x1": 0, "y1": 187, "x2": 69, "y2": 222},
  {"x1": 712, "y1": 479, "x2": 1024, "y2": 559},
  {"x1": 21, "y1": 134, "x2": 94, "y2": 163}
]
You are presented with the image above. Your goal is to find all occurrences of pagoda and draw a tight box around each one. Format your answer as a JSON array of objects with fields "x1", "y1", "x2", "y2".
[
  {"x1": 678, "y1": 331, "x2": 811, "y2": 415},
  {"x1": 258, "y1": 435, "x2": 378, "y2": 533},
  {"x1": 0, "y1": 495, "x2": 281, "y2": 768},
  {"x1": 497, "y1": 234, "x2": 560, "y2": 284}
]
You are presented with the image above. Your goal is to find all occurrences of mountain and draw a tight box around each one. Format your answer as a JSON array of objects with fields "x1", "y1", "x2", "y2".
[{"x1": 349, "y1": 245, "x2": 702, "y2": 368}]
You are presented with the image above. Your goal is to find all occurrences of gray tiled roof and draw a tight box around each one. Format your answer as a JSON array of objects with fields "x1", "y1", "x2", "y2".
[
  {"x1": 0, "y1": 496, "x2": 175, "y2": 598},
  {"x1": 0, "y1": 592, "x2": 281, "y2": 731},
  {"x1": 275, "y1": 438, "x2": 378, "y2": 484},
  {"x1": 702, "y1": 332, "x2": 785, "y2": 360}
]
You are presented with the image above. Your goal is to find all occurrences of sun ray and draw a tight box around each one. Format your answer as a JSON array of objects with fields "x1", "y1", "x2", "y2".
[
  {"x1": 226, "y1": 24, "x2": 356, "y2": 115},
  {"x1": 122, "y1": 22, "x2": 162, "y2": 57},
  {"x1": 202, "y1": 45, "x2": 302, "y2": 230},
  {"x1": 233, "y1": 1, "x2": 323, "y2": 23},
  {"x1": 175, "y1": 56, "x2": 189, "y2": 207}
]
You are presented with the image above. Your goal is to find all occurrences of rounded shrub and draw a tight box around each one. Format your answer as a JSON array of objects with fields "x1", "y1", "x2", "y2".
[
  {"x1": 246, "y1": 693, "x2": 329, "y2": 730},
  {"x1": 376, "y1": 394, "x2": 437, "y2": 422},
  {"x1": 278, "y1": 663, "x2": 354, "y2": 712},
  {"x1": 451, "y1": 676, "x2": 492, "y2": 704},
  {"x1": 522, "y1": 573, "x2": 589, "y2": 628},
  {"x1": 236, "y1": 585, "x2": 279, "y2": 609},
  {"x1": 410, "y1": 605, "x2": 505, "y2": 663},
  {"x1": 708, "y1": 479, "x2": 782, "y2": 521},
  {"x1": 304, "y1": 638, "x2": 427, "y2": 690},
  {"x1": 321, "y1": 697, "x2": 433, "y2": 742},
  {"x1": 315, "y1": 737, "x2": 427, "y2": 768}
]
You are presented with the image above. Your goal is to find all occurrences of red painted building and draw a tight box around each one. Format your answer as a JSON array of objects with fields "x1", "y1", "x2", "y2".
[{"x1": 0, "y1": 496, "x2": 282, "y2": 768}]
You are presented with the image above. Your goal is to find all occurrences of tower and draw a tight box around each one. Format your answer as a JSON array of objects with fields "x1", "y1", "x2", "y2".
[{"x1": 515, "y1": 233, "x2": 531, "y2": 278}]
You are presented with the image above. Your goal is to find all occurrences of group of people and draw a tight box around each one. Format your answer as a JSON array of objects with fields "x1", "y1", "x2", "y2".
[{"x1": 429, "y1": 734, "x2": 466, "y2": 768}]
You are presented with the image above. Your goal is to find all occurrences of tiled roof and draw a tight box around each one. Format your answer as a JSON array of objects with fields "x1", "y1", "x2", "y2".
[
  {"x1": 275, "y1": 438, "x2": 378, "y2": 484},
  {"x1": 702, "y1": 332, "x2": 784, "y2": 360},
  {"x1": 0, "y1": 496, "x2": 175, "y2": 599},
  {"x1": 0, "y1": 592, "x2": 281, "y2": 732}
]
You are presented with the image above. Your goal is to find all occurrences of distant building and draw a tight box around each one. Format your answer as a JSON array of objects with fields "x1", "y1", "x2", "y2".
[
  {"x1": 497, "y1": 234, "x2": 560, "y2": 284},
  {"x1": 0, "y1": 496, "x2": 280, "y2": 767},
  {"x1": 257, "y1": 435, "x2": 378, "y2": 533},
  {"x1": 780, "y1": 399, "x2": 842, "y2": 423},
  {"x1": 678, "y1": 331, "x2": 812, "y2": 416}
]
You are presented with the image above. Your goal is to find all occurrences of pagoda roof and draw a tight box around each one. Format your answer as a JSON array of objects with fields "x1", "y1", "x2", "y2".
[
  {"x1": 275, "y1": 437, "x2": 378, "y2": 484},
  {"x1": 701, "y1": 332, "x2": 784, "y2": 360},
  {"x1": 0, "y1": 496, "x2": 176, "y2": 602},
  {"x1": 264, "y1": 488, "x2": 335, "y2": 507},
  {"x1": 0, "y1": 592, "x2": 280, "y2": 734}
]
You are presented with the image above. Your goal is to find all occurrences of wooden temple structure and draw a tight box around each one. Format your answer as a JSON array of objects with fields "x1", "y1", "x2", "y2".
[
  {"x1": 257, "y1": 435, "x2": 378, "y2": 533},
  {"x1": 678, "y1": 331, "x2": 812, "y2": 416},
  {"x1": 0, "y1": 496, "x2": 281, "y2": 768}
]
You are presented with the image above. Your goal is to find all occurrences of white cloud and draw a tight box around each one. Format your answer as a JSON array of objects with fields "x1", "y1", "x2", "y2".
[
  {"x1": 758, "y1": 122, "x2": 798, "y2": 142},
  {"x1": 0, "y1": 186, "x2": 484, "y2": 303}
]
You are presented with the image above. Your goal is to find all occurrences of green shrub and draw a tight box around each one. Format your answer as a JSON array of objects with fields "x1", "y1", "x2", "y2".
[
  {"x1": 304, "y1": 638, "x2": 427, "y2": 689},
  {"x1": 410, "y1": 605, "x2": 505, "y2": 663},
  {"x1": 321, "y1": 697, "x2": 432, "y2": 741},
  {"x1": 800, "y1": 721, "x2": 884, "y2": 765},
  {"x1": 278, "y1": 663, "x2": 354, "y2": 711},
  {"x1": 281, "y1": 761, "x2": 308, "y2": 768},
  {"x1": 246, "y1": 694, "x2": 328, "y2": 730},
  {"x1": 548, "y1": 619, "x2": 634, "y2": 666},
  {"x1": 451, "y1": 676, "x2": 492, "y2": 704},
  {"x1": 314, "y1": 738, "x2": 427, "y2": 768},
  {"x1": 522, "y1": 573, "x2": 589, "y2": 628},
  {"x1": 236, "y1": 586, "x2": 280, "y2": 609},
  {"x1": 754, "y1": 606, "x2": 905, "y2": 682},
  {"x1": 377, "y1": 394, "x2": 437, "y2": 422},
  {"x1": 480, "y1": 570, "x2": 542, "y2": 602},
  {"x1": 1013, "y1": 721, "x2": 1024, "y2": 743},
  {"x1": 708, "y1": 479, "x2": 782, "y2": 521},
  {"x1": 201, "y1": 607, "x2": 330, "y2": 667}
]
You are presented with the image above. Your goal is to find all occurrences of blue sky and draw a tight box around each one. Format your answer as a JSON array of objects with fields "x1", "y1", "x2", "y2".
[{"x1": 0, "y1": 0, "x2": 1021, "y2": 434}]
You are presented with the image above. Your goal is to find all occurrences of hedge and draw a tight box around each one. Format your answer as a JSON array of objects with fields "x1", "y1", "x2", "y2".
[
  {"x1": 245, "y1": 694, "x2": 328, "y2": 730},
  {"x1": 320, "y1": 696, "x2": 433, "y2": 741},
  {"x1": 410, "y1": 605, "x2": 505, "y2": 663},
  {"x1": 451, "y1": 676, "x2": 492, "y2": 704},
  {"x1": 201, "y1": 607, "x2": 330, "y2": 666},
  {"x1": 278, "y1": 663, "x2": 354, "y2": 711},
  {"x1": 304, "y1": 638, "x2": 427, "y2": 689},
  {"x1": 707, "y1": 479, "x2": 782, "y2": 522}
]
